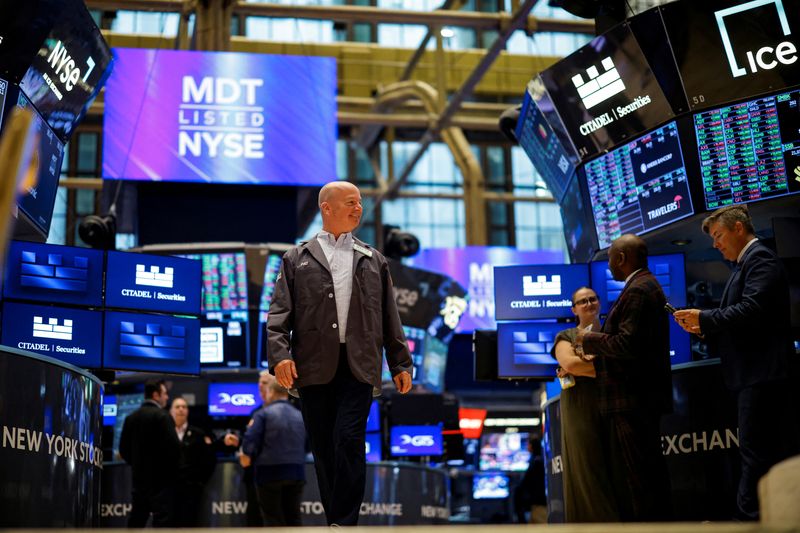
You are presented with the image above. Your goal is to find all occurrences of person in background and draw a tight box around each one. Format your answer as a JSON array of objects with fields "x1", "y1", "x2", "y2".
[
  {"x1": 268, "y1": 181, "x2": 413, "y2": 526},
  {"x1": 169, "y1": 397, "x2": 216, "y2": 527},
  {"x1": 239, "y1": 370, "x2": 274, "y2": 527},
  {"x1": 551, "y1": 286, "x2": 619, "y2": 522},
  {"x1": 243, "y1": 379, "x2": 307, "y2": 526},
  {"x1": 513, "y1": 435, "x2": 547, "y2": 524},
  {"x1": 674, "y1": 204, "x2": 800, "y2": 521},
  {"x1": 119, "y1": 379, "x2": 180, "y2": 527},
  {"x1": 574, "y1": 234, "x2": 673, "y2": 522}
]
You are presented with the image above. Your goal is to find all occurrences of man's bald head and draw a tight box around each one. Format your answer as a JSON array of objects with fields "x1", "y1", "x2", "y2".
[
  {"x1": 319, "y1": 181, "x2": 363, "y2": 238},
  {"x1": 608, "y1": 233, "x2": 648, "y2": 281}
]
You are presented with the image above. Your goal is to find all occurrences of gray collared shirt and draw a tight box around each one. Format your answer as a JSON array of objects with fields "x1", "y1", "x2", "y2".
[{"x1": 317, "y1": 230, "x2": 354, "y2": 342}]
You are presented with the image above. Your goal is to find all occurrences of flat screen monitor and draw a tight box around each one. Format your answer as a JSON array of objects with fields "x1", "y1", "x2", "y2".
[
  {"x1": 404, "y1": 325, "x2": 426, "y2": 380},
  {"x1": 111, "y1": 392, "x2": 143, "y2": 456},
  {"x1": 103, "y1": 310, "x2": 201, "y2": 375},
  {"x1": 405, "y1": 247, "x2": 565, "y2": 333},
  {"x1": 365, "y1": 432, "x2": 382, "y2": 462},
  {"x1": 660, "y1": 0, "x2": 800, "y2": 112},
  {"x1": 539, "y1": 21, "x2": 674, "y2": 160},
  {"x1": 494, "y1": 264, "x2": 590, "y2": 320},
  {"x1": 1, "y1": 301, "x2": 102, "y2": 368},
  {"x1": 590, "y1": 252, "x2": 690, "y2": 365},
  {"x1": 559, "y1": 172, "x2": 598, "y2": 263},
  {"x1": 390, "y1": 393, "x2": 443, "y2": 426},
  {"x1": 255, "y1": 252, "x2": 284, "y2": 368},
  {"x1": 390, "y1": 424, "x2": 443, "y2": 457},
  {"x1": 0, "y1": 78, "x2": 8, "y2": 126},
  {"x1": 366, "y1": 400, "x2": 380, "y2": 432},
  {"x1": 515, "y1": 86, "x2": 576, "y2": 202},
  {"x1": 103, "y1": 394, "x2": 117, "y2": 427},
  {"x1": 583, "y1": 120, "x2": 695, "y2": 250},
  {"x1": 421, "y1": 335, "x2": 448, "y2": 393},
  {"x1": 695, "y1": 88, "x2": 800, "y2": 209},
  {"x1": 18, "y1": 0, "x2": 113, "y2": 142},
  {"x1": 2, "y1": 240, "x2": 104, "y2": 306},
  {"x1": 105, "y1": 251, "x2": 202, "y2": 315},
  {"x1": 103, "y1": 48, "x2": 336, "y2": 185},
  {"x1": 178, "y1": 252, "x2": 250, "y2": 368},
  {"x1": 496, "y1": 321, "x2": 562, "y2": 379},
  {"x1": 478, "y1": 432, "x2": 531, "y2": 472},
  {"x1": 208, "y1": 382, "x2": 260, "y2": 417},
  {"x1": 2, "y1": 88, "x2": 65, "y2": 237},
  {"x1": 472, "y1": 472, "x2": 510, "y2": 499}
]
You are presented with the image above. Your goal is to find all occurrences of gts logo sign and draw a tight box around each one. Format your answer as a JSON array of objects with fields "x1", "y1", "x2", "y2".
[
  {"x1": 46, "y1": 40, "x2": 96, "y2": 92},
  {"x1": 218, "y1": 393, "x2": 256, "y2": 406},
  {"x1": 399, "y1": 434, "x2": 435, "y2": 447}
]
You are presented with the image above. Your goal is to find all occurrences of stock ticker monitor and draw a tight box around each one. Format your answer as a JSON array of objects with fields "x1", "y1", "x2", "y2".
[
  {"x1": 496, "y1": 321, "x2": 562, "y2": 379},
  {"x1": 1, "y1": 301, "x2": 103, "y2": 368},
  {"x1": 583, "y1": 121, "x2": 695, "y2": 250},
  {"x1": 694, "y1": 88, "x2": 800, "y2": 209},
  {"x1": 257, "y1": 252, "x2": 284, "y2": 368},
  {"x1": 590, "y1": 253, "x2": 691, "y2": 365},
  {"x1": 2, "y1": 240, "x2": 104, "y2": 307},
  {"x1": 178, "y1": 252, "x2": 250, "y2": 369},
  {"x1": 493, "y1": 264, "x2": 590, "y2": 321},
  {"x1": 105, "y1": 251, "x2": 202, "y2": 315},
  {"x1": 478, "y1": 432, "x2": 531, "y2": 472}
]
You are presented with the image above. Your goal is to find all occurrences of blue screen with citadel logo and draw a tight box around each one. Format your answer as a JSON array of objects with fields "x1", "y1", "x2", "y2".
[{"x1": 494, "y1": 264, "x2": 589, "y2": 320}]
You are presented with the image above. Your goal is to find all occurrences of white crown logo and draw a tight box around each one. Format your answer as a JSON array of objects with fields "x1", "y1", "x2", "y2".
[
  {"x1": 33, "y1": 316, "x2": 73, "y2": 341},
  {"x1": 523, "y1": 275, "x2": 562, "y2": 297},
  {"x1": 135, "y1": 264, "x2": 174, "y2": 288},
  {"x1": 572, "y1": 57, "x2": 626, "y2": 109}
]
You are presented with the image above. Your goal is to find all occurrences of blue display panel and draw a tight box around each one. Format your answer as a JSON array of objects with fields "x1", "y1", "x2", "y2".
[
  {"x1": 103, "y1": 311, "x2": 201, "y2": 375},
  {"x1": 478, "y1": 432, "x2": 531, "y2": 471},
  {"x1": 584, "y1": 121, "x2": 695, "y2": 250},
  {"x1": 2, "y1": 241, "x2": 104, "y2": 306},
  {"x1": 105, "y1": 251, "x2": 202, "y2": 315},
  {"x1": 589, "y1": 253, "x2": 690, "y2": 365},
  {"x1": 366, "y1": 400, "x2": 380, "y2": 432},
  {"x1": 390, "y1": 425, "x2": 443, "y2": 457},
  {"x1": 103, "y1": 48, "x2": 337, "y2": 185},
  {"x1": 515, "y1": 86, "x2": 576, "y2": 202},
  {"x1": 496, "y1": 321, "x2": 562, "y2": 379},
  {"x1": 103, "y1": 394, "x2": 117, "y2": 427},
  {"x1": 1, "y1": 301, "x2": 103, "y2": 368},
  {"x1": 365, "y1": 432, "x2": 382, "y2": 463},
  {"x1": 695, "y1": 88, "x2": 800, "y2": 209},
  {"x1": 208, "y1": 382, "x2": 260, "y2": 416},
  {"x1": 472, "y1": 472, "x2": 510, "y2": 499},
  {"x1": 494, "y1": 264, "x2": 590, "y2": 320}
]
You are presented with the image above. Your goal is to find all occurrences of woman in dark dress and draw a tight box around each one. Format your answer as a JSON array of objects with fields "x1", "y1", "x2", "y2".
[{"x1": 552, "y1": 287, "x2": 619, "y2": 522}]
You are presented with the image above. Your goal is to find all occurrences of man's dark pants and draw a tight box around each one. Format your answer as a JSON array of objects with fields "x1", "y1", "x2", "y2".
[
  {"x1": 256, "y1": 480, "x2": 305, "y2": 526},
  {"x1": 128, "y1": 485, "x2": 175, "y2": 527},
  {"x1": 736, "y1": 380, "x2": 800, "y2": 521},
  {"x1": 299, "y1": 345, "x2": 373, "y2": 526}
]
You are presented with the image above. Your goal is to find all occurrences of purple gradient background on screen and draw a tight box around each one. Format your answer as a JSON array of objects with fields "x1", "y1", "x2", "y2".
[
  {"x1": 405, "y1": 247, "x2": 565, "y2": 332},
  {"x1": 102, "y1": 48, "x2": 336, "y2": 185}
]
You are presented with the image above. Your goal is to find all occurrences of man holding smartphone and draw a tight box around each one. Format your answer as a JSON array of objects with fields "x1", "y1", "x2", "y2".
[{"x1": 674, "y1": 204, "x2": 799, "y2": 521}]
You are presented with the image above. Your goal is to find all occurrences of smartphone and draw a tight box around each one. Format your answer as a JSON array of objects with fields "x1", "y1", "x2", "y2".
[{"x1": 664, "y1": 302, "x2": 677, "y2": 315}]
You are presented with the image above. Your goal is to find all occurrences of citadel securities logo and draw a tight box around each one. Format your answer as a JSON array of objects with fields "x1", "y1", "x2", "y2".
[
  {"x1": 178, "y1": 76, "x2": 265, "y2": 159},
  {"x1": 647, "y1": 195, "x2": 683, "y2": 221},
  {"x1": 135, "y1": 264, "x2": 174, "y2": 288},
  {"x1": 716, "y1": 0, "x2": 798, "y2": 78},
  {"x1": 32, "y1": 316, "x2": 73, "y2": 341},
  {"x1": 523, "y1": 275, "x2": 561, "y2": 297},
  {"x1": 572, "y1": 57, "x2": 626, "y2": 109}
]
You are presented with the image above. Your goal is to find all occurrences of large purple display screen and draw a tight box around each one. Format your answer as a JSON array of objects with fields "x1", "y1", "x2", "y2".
[{"x1": 102, "y1": 48, "x2": 337, "y2": 185}]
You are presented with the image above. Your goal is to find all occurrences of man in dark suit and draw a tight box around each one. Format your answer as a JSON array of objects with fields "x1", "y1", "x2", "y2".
[
  {"x1": 268, "y1": 180, "x2": 413, "y2": 526},
  {"x1": 574, "y1": 233, "x2": 673, "y2": 521},
  {"x1": 119, "y1": 379, "x2": 181, "y2": 527},
  {"x1": 675, "y1": 204, "x2": 799, "y2": 521}
]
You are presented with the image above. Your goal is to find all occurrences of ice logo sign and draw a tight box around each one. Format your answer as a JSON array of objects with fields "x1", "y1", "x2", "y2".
[
  {"x1": 33, "y1": 316, "x2": 73, "y2": 341},
  {"x1": 217, "y1": 393, "x2": 256, "y2": 406},
  {"x1": 716, "y1": 0, "x2": 798, "y2": 78},
  {"x1": 572, "y1": 57, "x2": 625, "y2": 109},
  {"x1": 135, "y1": 264, "x2": 174, "y2": 288},
  {"x1": 523, "y1": 275, "x2": 561, "y2": 297}
]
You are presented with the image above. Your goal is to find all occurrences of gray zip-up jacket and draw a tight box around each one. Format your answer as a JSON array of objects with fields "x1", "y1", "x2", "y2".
[{"x1": 267, "y1": 236, "x2": 412, "y2": 391}]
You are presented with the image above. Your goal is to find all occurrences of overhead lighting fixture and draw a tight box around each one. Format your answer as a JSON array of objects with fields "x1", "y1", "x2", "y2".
[
  {"x1": 671, "y1": 239, "x2": 692, "y2": 246},
  {"x1": 440, "y1": 28, "x2": 455, "y2": 38}
]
